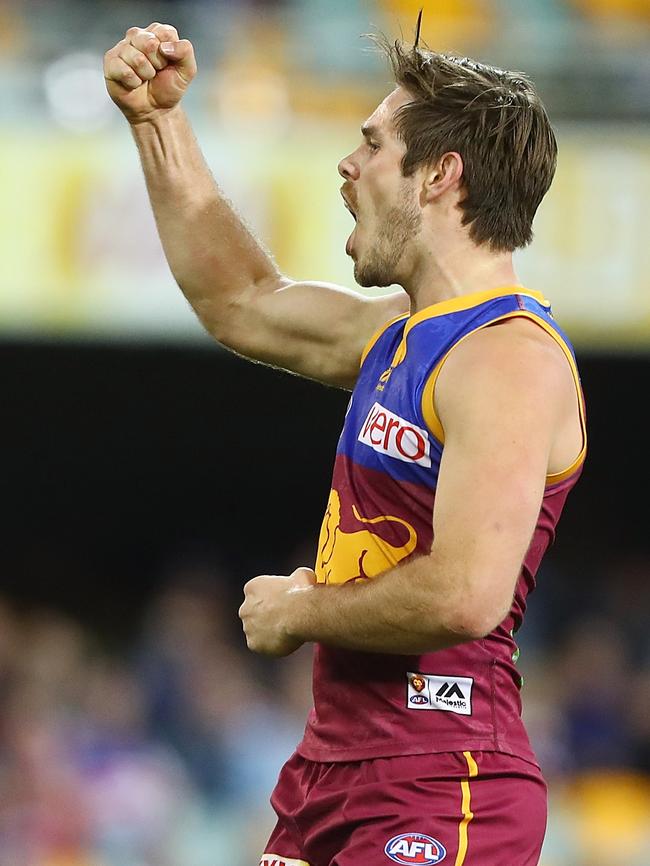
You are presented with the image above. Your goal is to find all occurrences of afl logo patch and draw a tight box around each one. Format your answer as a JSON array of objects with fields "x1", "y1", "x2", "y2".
[{"x1": 384, "y1": 833, "x2": 447, "y2": 864}]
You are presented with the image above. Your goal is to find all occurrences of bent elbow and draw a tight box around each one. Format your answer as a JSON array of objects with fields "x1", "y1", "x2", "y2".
[{"x1": 444, "y1": 603, "x2": 508, "y2": 642}]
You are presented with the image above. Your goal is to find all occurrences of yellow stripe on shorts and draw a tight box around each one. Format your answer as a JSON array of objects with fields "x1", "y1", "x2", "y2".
[{"x1": 454, "y1": 751, "x2": 479, "y2": 866}]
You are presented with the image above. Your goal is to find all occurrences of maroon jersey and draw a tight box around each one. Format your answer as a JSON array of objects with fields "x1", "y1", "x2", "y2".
[{"x1": 298, "y1": 288, "x2": 586, "y2": 763}]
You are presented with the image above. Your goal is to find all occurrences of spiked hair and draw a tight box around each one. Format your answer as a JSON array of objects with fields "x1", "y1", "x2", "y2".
[{"x1": 374, "y1": 22, "x2": 557, "y2": 251}]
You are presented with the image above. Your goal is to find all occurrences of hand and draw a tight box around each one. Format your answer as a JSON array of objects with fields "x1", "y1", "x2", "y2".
[
  {"x1": 239, "y1": 567, "x2": 316, "y2": 657},
  {"x1": 104, "y1": 22, "x2": 197, "y2": 124}
]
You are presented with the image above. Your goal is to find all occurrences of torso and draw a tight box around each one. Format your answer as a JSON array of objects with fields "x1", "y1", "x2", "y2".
[{"x1": 298, "y1": 287, "x2": 586, "y2": 763}]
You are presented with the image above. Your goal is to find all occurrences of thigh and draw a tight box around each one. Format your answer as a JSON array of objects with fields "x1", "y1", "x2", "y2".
[
  {"x1": 311, "y1": 751, "x2": 547, "y2": 866},
  {"x1": 260, "y1": 751, "x2": 319, "y2": 866}
]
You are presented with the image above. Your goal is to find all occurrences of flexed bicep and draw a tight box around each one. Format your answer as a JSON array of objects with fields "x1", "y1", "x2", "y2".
[{"x1": 220, "y1": 280, "x2": 409, "y2": 388}]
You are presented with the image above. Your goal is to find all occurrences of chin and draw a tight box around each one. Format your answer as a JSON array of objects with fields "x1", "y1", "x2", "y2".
[{"x1": 354, "y1": 260, "x2": 395, "y2": 289}]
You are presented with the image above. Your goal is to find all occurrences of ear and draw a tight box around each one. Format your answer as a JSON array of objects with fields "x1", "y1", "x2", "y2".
[{"x1": 422, "y1": 152, "x2": 464, "y2": 203}]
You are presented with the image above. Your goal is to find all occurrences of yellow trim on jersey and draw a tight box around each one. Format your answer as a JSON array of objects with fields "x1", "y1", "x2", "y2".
[
  {"x1": 361, "y1": 289, "x2": 548, "y2": 372},
  {"x1": 403, "y1": 287, "x2": 549, "y2": 339},
  {"x1": 454, "y1": 751, "x2": 479, "y2": 866},
  {"x1": 420, "y1": 310, "x2": 587, "y2": 483},
  {"x1": 259, "y1": 856, "x2": 311, "y2": 866},
  {"x1": 359, "y1": 313, "x2": 409, "y2": 368}
]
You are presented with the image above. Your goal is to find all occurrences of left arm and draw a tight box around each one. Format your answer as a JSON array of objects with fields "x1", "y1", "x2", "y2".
[{"x1": 240, "y1": 321, "x2": 572, "y2": 655}]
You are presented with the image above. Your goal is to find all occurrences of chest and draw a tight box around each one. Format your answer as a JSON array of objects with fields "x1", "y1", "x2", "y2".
[{"x1": 339, "y1": 330, "x2": 443, "y2": 491}]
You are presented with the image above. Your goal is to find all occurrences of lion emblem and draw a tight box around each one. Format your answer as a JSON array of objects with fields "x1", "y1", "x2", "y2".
[{"x1": 315, "y1": 489, "x2": 418, "y2": 585}]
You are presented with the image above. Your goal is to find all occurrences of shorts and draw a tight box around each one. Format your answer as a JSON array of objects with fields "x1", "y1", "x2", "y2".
[{"x1": 260, "y1": 749, "x2": 547, "y2": 866}]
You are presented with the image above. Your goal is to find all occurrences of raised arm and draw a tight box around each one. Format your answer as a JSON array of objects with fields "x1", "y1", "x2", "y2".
[{"x1": 104, "y1": 23, "x2": 408, "y2": 389}]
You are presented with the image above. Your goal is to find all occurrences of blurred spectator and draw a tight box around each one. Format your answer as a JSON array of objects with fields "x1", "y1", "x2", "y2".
[
  {"x1": 0, "y1": 540, "x2": 647, "y2": 866},
  {"x1": 558, "y1": 617, "x2": 635, "y2": 769},
  {"x1": 571, "y1": 0, "x2": 650, "y2": 21},
  {"x1": 135, "y1": 567, "x2": 237, "y2": 802}
]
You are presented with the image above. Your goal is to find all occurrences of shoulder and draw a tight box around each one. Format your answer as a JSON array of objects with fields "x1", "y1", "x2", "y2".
[
  {"x1": 436, "y1": 315, "x2": 574, "y2": 430},
  {"x1": 447, "y1": 315, "x2": 570, "y2": 384}
]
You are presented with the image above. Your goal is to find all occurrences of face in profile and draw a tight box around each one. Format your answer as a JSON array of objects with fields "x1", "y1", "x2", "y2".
[{"x1": 339, "y1": 87, "x2": 422, "y2": 290}]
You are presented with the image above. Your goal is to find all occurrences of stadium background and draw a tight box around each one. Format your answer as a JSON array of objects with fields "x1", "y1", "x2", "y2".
[{"x1": 1, "y1": 0, "x2": 649, "y2": 863}]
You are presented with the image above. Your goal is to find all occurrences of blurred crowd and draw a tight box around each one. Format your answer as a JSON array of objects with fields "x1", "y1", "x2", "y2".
[
  {"x1": 0, "y1": 0, "x2": 649, "y2": 130},
  {"x1": 0, "y1": 566, "x2": 313, "y2": 866},
  {"x1": 0, "y1": 551, "x2": 648, "y2": 866}
]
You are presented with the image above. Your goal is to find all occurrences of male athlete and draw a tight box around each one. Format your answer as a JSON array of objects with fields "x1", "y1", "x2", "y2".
[{"x1": 105, "y1": 20, "x2": 586, "y2": 866}]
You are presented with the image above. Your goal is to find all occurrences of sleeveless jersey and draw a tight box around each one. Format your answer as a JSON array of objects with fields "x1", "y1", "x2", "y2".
[{"x1": 298, "y1": 287, "x2": 587, "y2": 764}]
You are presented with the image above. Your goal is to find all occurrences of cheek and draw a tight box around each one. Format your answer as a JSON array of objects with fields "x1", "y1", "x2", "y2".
[{"x1": 371, "y1": 169, "x2": 403, "y2": 211}]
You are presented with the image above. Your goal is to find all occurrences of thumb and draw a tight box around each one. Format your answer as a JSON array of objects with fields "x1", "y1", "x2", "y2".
[
  {"x1": 290, "y1": 567, "x2": 317, "y2": 588},
  {"x1": 159, "y1": 39, "x2": 197, "y2": 80}
]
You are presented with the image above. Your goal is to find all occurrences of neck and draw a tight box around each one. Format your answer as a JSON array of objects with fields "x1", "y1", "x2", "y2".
[{"x1": 401, "y1": 230, "x2": 521, "y2": 313}]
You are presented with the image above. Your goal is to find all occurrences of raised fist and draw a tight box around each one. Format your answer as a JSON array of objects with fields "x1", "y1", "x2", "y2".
[{"x1": 104, "y1": 22, "x2": 197, "y2": 123}]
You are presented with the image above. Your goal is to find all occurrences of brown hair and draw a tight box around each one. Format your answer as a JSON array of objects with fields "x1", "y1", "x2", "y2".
[{"x1": 376, "y1": 36, "x2": 557, "y2": 251}]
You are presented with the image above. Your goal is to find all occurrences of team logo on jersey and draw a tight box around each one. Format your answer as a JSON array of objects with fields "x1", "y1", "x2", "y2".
[
  {"x1": 406, "y1": 673, "x2": 474, "y2": 715},
  {"x1": 409, "y1": 675, "x2": 429, "y2": 703},
  {"x1": 316, "y1": 489, "x2": 418, "y2": 584},
  {"x1": 410, "y1": 674, "x2": 426, "y2": 692},
  {"x1": 358, "y1": 403, "x2": 431, "y2": 468},
  {"x1": 384, "y1": 832, "x2": 447, "y2": 864}
]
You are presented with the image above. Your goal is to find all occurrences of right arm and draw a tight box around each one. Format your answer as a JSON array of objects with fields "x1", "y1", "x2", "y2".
[{"x1": 104, "y1": 23, "x2": 409, "y2": 389}]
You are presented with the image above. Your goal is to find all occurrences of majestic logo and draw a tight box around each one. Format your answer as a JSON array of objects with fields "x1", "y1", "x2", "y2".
[
  {"x1": 384, "y1": 833, "x2": 447, "y2": 864},
  {"x1": 316, "y1": 489, "x2": 417, "y2": 584},
  {"x1": 436, "y1": 682, "x2": 465, "y2": 701},
  {"x1": 358, "y1": 403, "x2": 431, "y2": 468},
  {"x1": 406, "y1": 673, "x2": 474, "y2": 716}
]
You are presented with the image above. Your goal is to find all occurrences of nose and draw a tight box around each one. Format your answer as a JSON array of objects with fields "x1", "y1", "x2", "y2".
[{"x1": 338, "y1": 151, "x2": 359, "y2": 181}]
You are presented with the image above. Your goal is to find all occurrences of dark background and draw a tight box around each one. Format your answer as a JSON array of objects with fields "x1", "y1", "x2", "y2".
[{"x1": 2, "y1": 342, "x2": 644, "y2": 634}]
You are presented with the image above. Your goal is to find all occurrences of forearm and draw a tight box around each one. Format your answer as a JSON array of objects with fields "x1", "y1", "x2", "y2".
[
  {"x1": 289, "y1": 554, "x2": 481, "y2": 654},
  {"x1": 130, "y1": 107, "x2": 280, "y2": 332}
]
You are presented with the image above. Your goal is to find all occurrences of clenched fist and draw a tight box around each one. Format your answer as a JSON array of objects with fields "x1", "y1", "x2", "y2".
[
  {"x1": 104, "y1": 22, "x2": 197, "y2": 123},
  {"x1": 239, "y1": 567, "x2": 317, "y2": 657}
]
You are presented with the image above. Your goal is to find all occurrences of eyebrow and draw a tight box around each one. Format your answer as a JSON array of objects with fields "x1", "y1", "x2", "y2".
[{"x1": 361, "y1": 124, "x2": 381, "y2": 140}]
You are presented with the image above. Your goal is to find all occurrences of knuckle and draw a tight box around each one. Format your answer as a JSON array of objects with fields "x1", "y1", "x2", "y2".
[
  {"x1": 133, "y1": 33, "x2": 156, "y2": 52},
  {"x1": 125, "y1": 69, "x2": 143, "y2": 87},
  {"x1": 108, "y1": 58, "x2": 124, "y2": 78},
  {"x1": 153, "y1": 23, "x2": 180, "y2": 40}
]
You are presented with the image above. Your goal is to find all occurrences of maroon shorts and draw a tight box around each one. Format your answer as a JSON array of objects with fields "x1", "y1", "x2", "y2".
[{"x1": 260, "y1": 750, "x2": 547, "y2": 866}]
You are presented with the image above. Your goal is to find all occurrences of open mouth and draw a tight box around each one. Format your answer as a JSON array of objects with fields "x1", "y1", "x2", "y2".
[
  {"x1": 344, "y1": 201, "x2": 358, "y2": 222},
  {"x1": 341, "y1": 191, "x2": 359, "y2": 257},
  {"x1": 341, "y1": 191, "x2": 358, "y2": 223}
]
